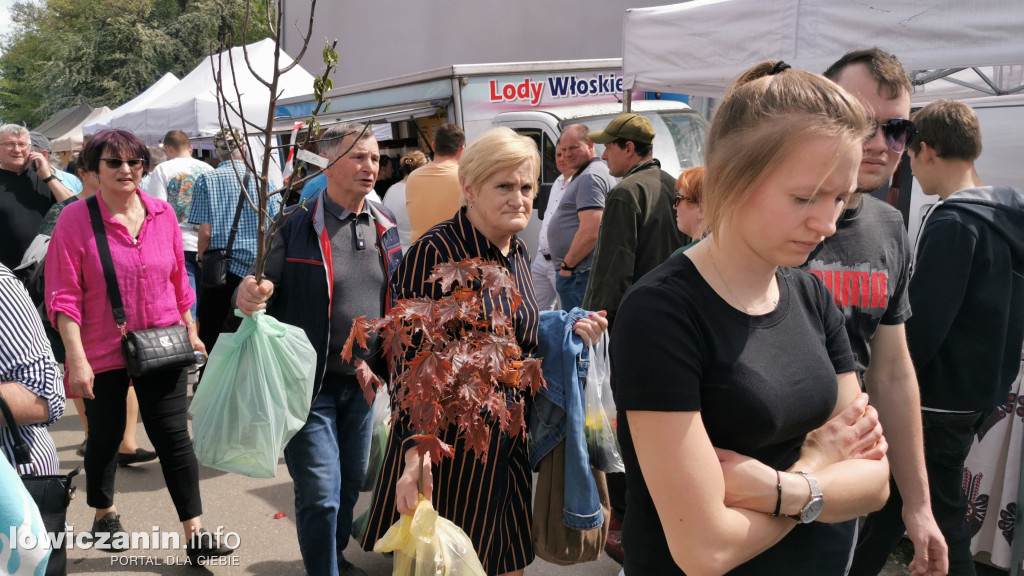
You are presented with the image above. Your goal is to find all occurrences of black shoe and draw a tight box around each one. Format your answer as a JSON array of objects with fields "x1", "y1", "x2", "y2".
[
  {"x1": 117, "y1": 448, "x2": 158, "y2": 467},
  {"x1": 91, "y1": 512, "x2": 130, "y2": 552},
  {"x1": 338, "y1": 559, "x2": 368, "y2": 576},
  {"x1": 186, "y1": 529, "x2": 235, "y2": 563},
  {"x1": 76, "y1": 439, "x2": 87, "y2": 457}
]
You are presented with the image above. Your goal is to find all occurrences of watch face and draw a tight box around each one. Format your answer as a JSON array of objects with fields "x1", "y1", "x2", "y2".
[{"x1": 802, "y1": 496, "x2": 825, "y2": 523}]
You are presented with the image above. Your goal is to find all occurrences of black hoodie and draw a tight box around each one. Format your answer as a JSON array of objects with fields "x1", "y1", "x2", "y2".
[{"x1": 908, "y1": 186, "x2": 1024, "y2": 412}]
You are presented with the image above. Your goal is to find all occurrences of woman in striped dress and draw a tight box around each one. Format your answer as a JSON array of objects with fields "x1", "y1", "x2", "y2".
[{"x1": 361, "y1": 128, "x2": 607, "y2": 576}]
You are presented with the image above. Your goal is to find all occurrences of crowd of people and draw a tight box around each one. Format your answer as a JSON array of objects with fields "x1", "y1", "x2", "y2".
[{"x1": 0, "y1": 45, "x2": 1022, "y2": 576}]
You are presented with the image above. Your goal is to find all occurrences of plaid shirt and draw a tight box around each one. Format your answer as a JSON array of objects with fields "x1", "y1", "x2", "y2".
[{"x1": 188, "y1": 160, "x2": 281, "y2": 278}]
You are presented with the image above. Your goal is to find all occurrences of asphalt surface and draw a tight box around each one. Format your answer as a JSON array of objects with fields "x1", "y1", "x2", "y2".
[{"x1": 48, "y1": 391, "x2": 625, "y2": 575}]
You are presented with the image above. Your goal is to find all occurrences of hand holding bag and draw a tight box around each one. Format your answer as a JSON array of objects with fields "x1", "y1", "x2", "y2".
[
  {"x1": 0, "y1": 395, "x2": 79, "y2": 576},
  {"x1": 87, "y1": 196, "x2": 195, "y2": 378}
]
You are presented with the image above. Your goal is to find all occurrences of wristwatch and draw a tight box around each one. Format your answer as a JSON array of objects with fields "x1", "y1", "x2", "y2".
[
  {"x1": 787, "y1": 471, "x2": 824, "y2": 523},
  {"x1": 559, "y1": 261, "x2": 575, "y2": 272},
  {"x1": 42, "y1": 174, "x2": 57, "y2": 183}
]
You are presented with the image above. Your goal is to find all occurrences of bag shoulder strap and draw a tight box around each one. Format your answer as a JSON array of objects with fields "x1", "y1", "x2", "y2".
[
  {"x1": 224, "y1": 168, "x2": 252, "y2": 261},
  {"x1": 86, "y1": 196, "x2": 127, "y2": 329},
  {"x1": 0, "y1": 394, "x2": 33, "y2": 467}
]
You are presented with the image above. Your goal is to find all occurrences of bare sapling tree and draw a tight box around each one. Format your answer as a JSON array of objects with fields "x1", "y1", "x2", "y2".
[{"x1": 210, "y1": 0, "x2": 368, "y2": 282}]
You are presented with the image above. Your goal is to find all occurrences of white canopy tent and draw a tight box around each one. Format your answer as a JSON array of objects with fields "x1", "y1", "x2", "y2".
[
  {"x1": 82, "y1": 72, "x2": 180, "y2": 135},
  {"x1": 100, "y1": 39, "x2": 315, "y2": 186},
  {"x1": 105, "y1": 39, "x2": 314, "y2": 144},
  {"x1": 621, "y1": 0, "x2": 1024, "y2": 99}
]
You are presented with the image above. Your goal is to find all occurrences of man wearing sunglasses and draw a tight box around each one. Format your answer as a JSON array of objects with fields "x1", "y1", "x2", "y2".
[{"x1": 798, "y1": 49, "x2": 948, "y2": 576}]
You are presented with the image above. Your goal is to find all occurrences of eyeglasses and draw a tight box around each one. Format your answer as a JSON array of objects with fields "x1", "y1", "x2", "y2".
[
  {"x1": 865, "y1": 118, "x2": 917, "y2": 153},
  {"x1": 0, "y1": 141, "x2": 30, "y2": 150},
  {"x1": 673, "y1": 194, "x2": 699, "y2": 209},
  {"x1": 100, "y1": 157, "x2": 146, "y2": 170}
]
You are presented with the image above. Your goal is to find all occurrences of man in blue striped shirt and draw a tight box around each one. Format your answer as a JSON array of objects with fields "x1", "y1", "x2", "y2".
[
  {"x1": 188, "y1": 128, "x2": 280, "y2": 354},
  {"x1": 0, "y1": 263, "x2": 66, "y2": 476}
]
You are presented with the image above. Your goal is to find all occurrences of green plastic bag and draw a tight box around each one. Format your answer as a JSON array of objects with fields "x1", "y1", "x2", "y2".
[
  {"x1": 374, "y1": 497, "x2": 487, "y2": 576},
  {"x1": 189, "y1": 310, "x2": 316, "y2": 478}
]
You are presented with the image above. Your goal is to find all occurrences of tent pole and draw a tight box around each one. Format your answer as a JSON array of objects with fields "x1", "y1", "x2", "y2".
[{"x1": 623, "y1": 89, "x2": 633, "y2": 113}]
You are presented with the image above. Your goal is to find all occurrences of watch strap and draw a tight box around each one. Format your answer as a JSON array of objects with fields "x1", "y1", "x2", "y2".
[
  {"x1": 787, "y1": 471, "x2": 822, "y2": 523},
  {"x1": 42, "y1": 174, "x2": 57, "y2": 183}
]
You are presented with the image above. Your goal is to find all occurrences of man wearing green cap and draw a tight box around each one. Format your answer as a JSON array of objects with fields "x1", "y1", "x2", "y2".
[
  {"x1": 582, "y1": 113, "x2": 686, "y2": 327},
  {"x1": 582, "y1": 113, "x2": 685, "y2": 564}
]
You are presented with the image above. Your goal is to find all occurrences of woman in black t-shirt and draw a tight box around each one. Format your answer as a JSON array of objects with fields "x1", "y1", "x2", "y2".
[{"x1": 611, "y1": 61, "x2": 891, "y2": 575}]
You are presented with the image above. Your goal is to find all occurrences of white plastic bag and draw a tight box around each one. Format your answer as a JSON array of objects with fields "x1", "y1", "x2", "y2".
[
  {"x1": 361, "y1": 386, "x2": 391, "y2": 491},
  {"x1": 584, "y1": 337, "x2": 624, "y2": 473}
]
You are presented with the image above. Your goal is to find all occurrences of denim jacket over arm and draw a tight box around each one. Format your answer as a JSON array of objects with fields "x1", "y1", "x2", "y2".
[{"x1": 530, "y1": 307, "x2": 603, "y2": 530}]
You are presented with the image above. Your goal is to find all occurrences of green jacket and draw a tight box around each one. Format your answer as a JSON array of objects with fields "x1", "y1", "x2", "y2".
[{"x1": 582, "y1": 159, "x2": 686, "y2": 326}]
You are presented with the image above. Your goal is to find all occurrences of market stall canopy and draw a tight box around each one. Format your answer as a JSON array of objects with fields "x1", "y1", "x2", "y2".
[
  {"x1": 622, "y1": 0, "x2": 1024, "y2": 99},
  {"x1": 32, "y1": 104, "x2": 113, "y2": 153},
  {"x1": 82, "y1": 72, "x2": 180, "y2": 135},
  {"x1": 104, "y1": 38, "x2": 315, "y2": 144},
  {"x1": 50, "y1": 107, "x2": 111, "y2": 152}
]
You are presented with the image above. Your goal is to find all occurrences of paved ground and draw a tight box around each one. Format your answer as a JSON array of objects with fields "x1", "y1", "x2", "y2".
[{"x1": 49, "y1": 395, "x2": 624, "y2": 575}]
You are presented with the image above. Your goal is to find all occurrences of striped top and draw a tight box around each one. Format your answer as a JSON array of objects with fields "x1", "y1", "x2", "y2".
[
  {"x1": 394, "y1": 207, "x2": 539, "y2": 358},
  {"x1": 0, "y1": 264, "x2": 65, "y2": 475}
]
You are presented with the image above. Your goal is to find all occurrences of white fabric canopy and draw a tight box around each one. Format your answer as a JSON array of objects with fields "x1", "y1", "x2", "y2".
[
  {"x1": 49, "y1": 106, "x2": 111, "y2": 152},
  {"x1": 622, "y1": 0, "x2": 1024, "y2": 98},
  {"x1": 82, "y1": 72, "x2": 180, "y2": 135},
  {"x1": 103, "y1": 39, "x2": 314, "y2": 145}
]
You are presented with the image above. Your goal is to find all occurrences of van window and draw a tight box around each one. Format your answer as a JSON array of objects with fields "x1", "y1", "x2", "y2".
[{"x1": 514, "y1": 128, "x2": 558, "y2": 186}]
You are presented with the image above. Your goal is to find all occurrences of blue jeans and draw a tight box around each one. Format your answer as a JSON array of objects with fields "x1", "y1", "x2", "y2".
[
  {"x1": 556, "y1": 269, "x2": 590, "y2": 312},
  {"x1": 851, "y1": 410, "x2": 985, "y2": 576},
  {"x1": 184, "y1": 251, "x2": 202, "y2": 318},
  {"x1": 284, "y1": 378, "x2": 373, "y2": 576}
]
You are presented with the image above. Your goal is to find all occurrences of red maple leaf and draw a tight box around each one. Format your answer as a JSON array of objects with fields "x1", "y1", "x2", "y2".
[
  {"x1": 341, "y1": 316, "x2": 371, "y2": 363},
  {"x1": 344, "y1": 257, "x2": 544, "y2": 474},
  {"x1": 427, "y1": 259, "x2": 481, "y2": 293}
]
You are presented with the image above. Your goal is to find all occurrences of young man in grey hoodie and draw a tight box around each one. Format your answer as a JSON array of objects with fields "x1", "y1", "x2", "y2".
[{"x1": 892, "y1": 98, "x2": 1024, "y2": 575}]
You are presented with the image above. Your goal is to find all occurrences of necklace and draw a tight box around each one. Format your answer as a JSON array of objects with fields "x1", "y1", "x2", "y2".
[{"x1": 707, "y1": 244, "x2": 779, "y2": 312}]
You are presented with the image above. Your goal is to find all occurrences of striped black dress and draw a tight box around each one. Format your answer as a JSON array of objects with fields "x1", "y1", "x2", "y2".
[{"x1": 361, "y1": 208, "x2": 540, "y2": 575}]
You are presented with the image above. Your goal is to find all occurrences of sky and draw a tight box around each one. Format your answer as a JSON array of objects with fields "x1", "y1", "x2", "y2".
[{"x1": 0, "y1": 0, "x2": 17, "y2": 45}]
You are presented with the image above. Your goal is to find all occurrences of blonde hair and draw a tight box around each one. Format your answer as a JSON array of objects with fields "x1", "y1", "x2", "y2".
[
  {"x1": 703, "y1": 61, "x2": 872, "y2": 237},
  {"x1": 399, "y1": 150, "x2": 428, "y2": 177},
  {"x1": 458, "y1": 128, "x2": 540, "y2": 205}
]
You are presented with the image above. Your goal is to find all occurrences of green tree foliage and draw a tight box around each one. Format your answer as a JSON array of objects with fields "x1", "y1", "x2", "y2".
[{"x1": 0, "y1": 0, "x2": 272, "y2": 126}]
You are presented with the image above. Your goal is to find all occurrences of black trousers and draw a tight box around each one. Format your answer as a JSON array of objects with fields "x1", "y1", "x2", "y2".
[
  {"x1": 850, "y1": 410, "x2": 986, "y2": 576},
  {"x1": 197, "y1": 271, "x2": 243, "y2": 354},
  {"x1": 84, "y1": 368, "x2": 203, "y2": 521}
]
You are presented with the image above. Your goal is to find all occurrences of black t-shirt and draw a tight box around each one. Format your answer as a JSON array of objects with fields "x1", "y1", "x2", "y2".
[
  {"x1": 800, "y1": 195, "x2": 912, "y2": 379},
  {"x1": 0, "y1": 167, "x2": 53, "y2": 269},
  {"x1": 611, "y1": 255, "x2": 858, "y2": 575}
]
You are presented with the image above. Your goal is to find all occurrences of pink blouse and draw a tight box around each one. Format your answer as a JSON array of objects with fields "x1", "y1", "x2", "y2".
[{"x1": 45, "y1": 189, "x2": 195, "y2": 374}]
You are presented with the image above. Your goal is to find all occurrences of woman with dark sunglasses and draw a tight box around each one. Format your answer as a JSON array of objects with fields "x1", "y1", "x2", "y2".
[
  {"x1": 45, "y1": 128, "x2": 233, "y2": 561},
  {"x1": 671, "y1": 166, "x2": 708, "y2": 257}
]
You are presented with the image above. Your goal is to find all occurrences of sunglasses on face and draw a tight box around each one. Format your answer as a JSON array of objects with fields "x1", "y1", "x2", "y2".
[
  {"x1": 100, "y1": 157, "x2": 145, "y2": 170},
  {"x1": 673, "y1": 194, "x2": 699, "y2": 209},
  {"x1": 865, "y1": 118, "x2": 917, "y2": 153}
]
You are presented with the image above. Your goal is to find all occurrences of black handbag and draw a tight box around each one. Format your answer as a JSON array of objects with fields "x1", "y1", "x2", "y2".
[
  {"x1": 86, "y1": 196, "x2": 196, "y2": 378},
  {"x1": 0, "y1": 395, "x2": 79, "y2": 576},
  {"x1": 201, "y1": 170, "x2": 251, "y2": 289}
]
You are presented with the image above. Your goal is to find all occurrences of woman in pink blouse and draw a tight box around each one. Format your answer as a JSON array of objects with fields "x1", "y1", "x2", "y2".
[{"x1": 45, "y1": 129, "x2": 233, "y2": 561}]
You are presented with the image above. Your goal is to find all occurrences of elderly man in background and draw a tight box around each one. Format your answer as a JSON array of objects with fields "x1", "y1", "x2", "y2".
[
  {"x1": 547, "y1": 124, "x2": 615, "y2": 311},
  {"x1": 0, "y1": 124, "x2": 74, "y2": 269},
  {"x1": 30, "y1": 132, "x2": 82, "y2": 194},
  {"x1": 235, "y1": 122, "x2": 402, "y2": 576}
]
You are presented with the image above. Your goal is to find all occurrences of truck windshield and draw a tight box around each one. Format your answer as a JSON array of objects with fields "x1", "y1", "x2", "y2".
[{"x1": 582, "y1": 110, "x2": 708, "y2": 178}]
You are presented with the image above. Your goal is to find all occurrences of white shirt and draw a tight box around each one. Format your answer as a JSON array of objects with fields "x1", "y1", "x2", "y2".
[
  {"x1": 145, "y1": 156, "x2": 214, "y2": 253},
  {"x1": 538, "y1": 174, "x2": 571, "y2": 255},
  {"x1": 382, "y1": 181, "x2": 413, "y2": 252}
]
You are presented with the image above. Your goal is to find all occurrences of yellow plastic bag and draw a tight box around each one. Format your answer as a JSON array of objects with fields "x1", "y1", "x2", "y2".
[{"x1": 374, "y1": 498, "x2": 487, "y2": 576}]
